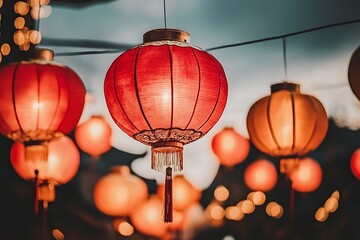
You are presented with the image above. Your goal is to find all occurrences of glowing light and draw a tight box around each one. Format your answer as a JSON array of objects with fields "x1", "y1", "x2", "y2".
[
  {"x1": 29, "y1": 30, "x2": 41, "y2": 44},
  {"x1": 52, "y1": 229, "x2": 65, "y2": 240},
  {"x1": 13, "y1": 30, "x2": 26, "y2": 46},
  {"x1": 0, "y1": 0, "x2": 3, "y2": 8},
  {"x1": 331, "y1": 190, "x2": 340, "y2": 201},
  {"x1": 241, "y1": 200, "x2": 255, "y2": 214},
  {"x1": 32, "y1": 102, "x2": 44, "y2": 110},
  {"x1": 290, "y1": 157, "x2": 322, "y2": 192},
  {"x1": 315, "y1": 207, "x2": 328, "y2": 222},
  {"x1": 214, "y1": 185, "x2": 230, "y2": 202},
  {"x1": 324, "y1": 197, "x2": 338, "y2": 213},
  {"x1": 14, "y1": 1, "x2": 29, "y2": 15},
  {"x1": 14, "y1": 17, "x2": 25, "y2": 29},
  {"x1": 31, "y1": 5, "x2": 52, "y2": 19},
  {"x1": 117, "y1": 221, "x2": 134, "y2": 237},
  {"x1": 244, "y1": 159, "x2": 277, "y2": 192},
  {"x1": 266, "y1": 201, "x2": 283, "y2": 219},
  {"x1": 225, "y1": 206, "x2": 244, "y2": 220},
  {"x1": 1, "y1": 43, "x2": 11, "y2": 56},
  {"x1": 247, "y1": 191, "x2": 266, "y2": 206}
]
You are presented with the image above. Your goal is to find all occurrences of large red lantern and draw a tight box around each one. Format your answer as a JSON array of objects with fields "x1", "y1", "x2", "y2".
[
  {"x1": 93, "y1": 166, "x2": 148, "y2": 217},
  {"x1": 75, "y1": 115, "x2": 112, "y2": 158},
  {"x1": 289, "y1": 157, "x2": 322, "y2": 192},
  {"x1": 10, "y1": 136, "x2": 80, "y2": 211},
  {"x1": 246, "y1": 82, "x2": 328, "y2": 173},
  {"x1": 348, "y1": 46, "x2": 360, "y2": 100},
  {"x1": 211, "y1": 127, "x2": 250, "y2": 167},
  {"x1": 244, "y1": 159, "x2": 277, "y2": 192},
  {"x1": 104, "y1": 29, "x2": 228, "y2": 222},
  {"x1": 0, "y1": 48, "x2": 86, "y2": 142}
]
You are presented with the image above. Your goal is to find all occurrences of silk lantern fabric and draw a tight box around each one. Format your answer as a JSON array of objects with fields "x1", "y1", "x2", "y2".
[
  {"x1": 247, "y1": 82, "x2": 328, "y2": 158},
  {"x1": 0, "y1": 48, "x2": 86, "y2": 142}
]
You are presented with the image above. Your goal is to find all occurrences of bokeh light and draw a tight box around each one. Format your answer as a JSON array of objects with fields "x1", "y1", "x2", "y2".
[
  {"x1": 315, "y1": 207, "x2": 329, "y2": 222},
  {"x1": 14, "y1": 1, "x2": 29, "y2": 15},
  {"x1": 214, "y1": 185, "x2": 230, "y2": 202}
]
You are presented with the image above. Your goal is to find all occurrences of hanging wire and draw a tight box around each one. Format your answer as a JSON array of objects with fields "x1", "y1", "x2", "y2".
[
  {"x1": 53, "y1": 18, "x2": 360, "y2": 57},
  {"x1": 34, "y1": 0, "x2": 42, "y2": 44},
  {"x1": 163, "y1": 0, "x2": 167, "y2": 29},
  {"x1": 282, "y1": 38, "x2": 288, "y2": 79}
]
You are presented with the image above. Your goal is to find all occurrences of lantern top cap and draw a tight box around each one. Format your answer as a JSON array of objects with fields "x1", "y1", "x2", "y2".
[
  {"x1": 143, "y1": 29, "x2": 190, "y2": 43},
  {"x1": 271, "y1": 82, "x2": 300, "y2": 93},
  {"x1": 110, "y1": 165, "x2": 130, "y2": 175},
  {"x1": 34, "y1": 48, "x2": 54, "y2": 61}
]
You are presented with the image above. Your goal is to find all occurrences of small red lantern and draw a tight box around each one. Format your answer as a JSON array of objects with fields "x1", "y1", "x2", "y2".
[
  {"x1": 244, "y1": 159, "x2": 278, "y2": 192},
  {"x1": 75, "y1": 115, "x2": 112, "y2": 158},
  {"x1": 289, "y1": 157, "x2": 322, "y2": 192},
  {"x1": 10, "y1": 136, "x2": 80, "y2": 211},
  {"x1": 348, "y1": 46, "x2": 360, "y2": 100},
  {"x1": 104, "y1": 29, "x2": 228, "y2": 222},
  {"x1": 246, "y1": 82, "x2": 328, "y2": 173},
  {"x1": 0, "y1": 48, "x2": 86, "y2": 142},
  {"x1": 93, "y1": 166, "x2": 148, "y2": 217},
  {"x1": 350, "y1": 148, "x2": 360, "y2": 180},
  {"x1": 211, "y1": 127, "x2": 250, "y2": 167}
]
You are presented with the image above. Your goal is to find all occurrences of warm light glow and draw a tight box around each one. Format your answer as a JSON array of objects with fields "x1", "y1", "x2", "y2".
[
  {"x1": 1, "y1": 43, "x2": 10, "y2": 56},
  {"x1": 31, "y1": 5, "x2": 52, "y2": 19},
  {"x1": 210, "y1": 204, "x2": 225, "y2": 220},
  {"x1": 241, "y1": 200, "x2": 255, "y2": 214},
  {"x1": 350, "y1": 148, "x2": 360, "y2": 180},
  {"x1": 28, "y1": 0, "x2": 51, "y2": 6},
  {"x1": 130, "y1": 195, "x2": 168, "y2": 238},
  {"x1": 52, "y1": 229, "x2": 65, "y2": 240},
  {"x1": 266, "y1": 201, "x2": 283, "y2": 218},
  {"x1": 247, "y1": 191, "x2": 266, "y2": 206},
  {"x1": 244, "y1": 159, "x2": 277, "y2": 192},
  {"x1": 0, "y1": 0, "x2": 3, "y2": 8},
  {"x1": 211, "y1": 127, "x2": 250, "y2": 167},
  {"x1": 13, "y1": 30, "x2": 26, "y2": 46},
  {"x1": 331, "y1": 190, "x2": 340, "y2": 201},
  {"x1": 14, "y1": 17, "x2": 26, "y2": 29},
  {"x1": 214, "y1": 185, "x2": 230, "y2": 202},
  {"x1": 315, "y1": 207, "x2": 328, "y2": 222},
  {"x1": 117, "y1": 221, "x2": 134, "y2": 237},
  {"x1": 14, "y1": 1, "x2": 29, "y2": 15},
  {"x1": 32, "y1": 101, "x2": 44, "y2": 110},
  {"x1": 29, "y1": 30, "x2": 41, "y2": 44},
  {"x1": 290, "y1": 157, "x2": 322, "y2": 192},
  {"x1": 225, "y1": 206, "x2": 244, "y2": 220},
  {"x1": 324, "y1": 197, "x2": 338, "y2": 213}
]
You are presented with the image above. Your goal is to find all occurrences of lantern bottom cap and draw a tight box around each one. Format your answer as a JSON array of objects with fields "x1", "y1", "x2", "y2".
[
  {"x1": 280, "y1": 158, "x2": 301, "y2": 175},
  {"x1": 151, "y1": 142, "x2": 183, "y2": 173}
]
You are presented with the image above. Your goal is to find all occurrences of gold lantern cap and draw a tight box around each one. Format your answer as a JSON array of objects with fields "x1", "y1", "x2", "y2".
[{"x1": 143, "y1": 29, "x2": 190, "y2": 43}]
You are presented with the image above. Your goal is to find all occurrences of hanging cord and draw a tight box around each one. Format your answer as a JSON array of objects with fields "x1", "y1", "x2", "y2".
[
  {"x1": 163, "y1": 0, "x2": 167, "y2": 29},
  {"x1": 35, "y1": 0, "x2": 42, "y2": 44},
  {"x1": 34, "y1": 169, "x2": 39, "y2": 215},
  {"x1": 282, "y1": 38, "x2": 288, "y2": 79}
]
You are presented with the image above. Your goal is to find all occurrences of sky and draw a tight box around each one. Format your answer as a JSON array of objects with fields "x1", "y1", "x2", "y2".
[{"x1": 37, "y1": 0, "x2": 360, "y2": 189}]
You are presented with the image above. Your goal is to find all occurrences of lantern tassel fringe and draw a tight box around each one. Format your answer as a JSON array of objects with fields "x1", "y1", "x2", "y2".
[
  {"x1": 152, "y1": 146, "x2": 183, "y2": 173},
  {"x1": 164, "y1": 167, "x2": 173, "y2": 223}
]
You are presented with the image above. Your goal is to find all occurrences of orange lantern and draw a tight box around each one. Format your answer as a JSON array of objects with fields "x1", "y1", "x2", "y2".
[
  {"x1": 289, "y1": 157, "x2": 322, "y2": 192},
  {"x1": 75, "y1": 115, "x2": 112, "y2": 158},
  {"x1": 130, "y1": 195, "x2": 168, "y2": 238},
  {"x1": 246, "y1": 82, "x2": 328, "y2": 172},
  {"x1": 157, "y1": 175, "x2": 201, "y2": 212},
  {"x1": 244, "y1": 159, "x2": 277, "y2": 192},
  {"x1": 10, "y1": 136, "x2": 80, "y2": 211},
  {"x1": 211, "y1": 127, "x2": 250, "y2": 167},
  {"x1": 93, "y1": 166, "x2": 148, "y2": 217},
  {"x1": 351, "y1": 148, "x2": 360, "y2": 180},
  {"x1": 348, "y1": 46, "x2": 360, "y2": 100}
]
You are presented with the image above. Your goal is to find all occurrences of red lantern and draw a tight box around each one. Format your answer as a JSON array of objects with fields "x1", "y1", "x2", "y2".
[
  {"x1": 348, "y1": 46, "x2": 360, "y2": 100},
  {"x1": 289, "y1": 157, "x2": 322, "y2": 192},
  {"x1": 211, "y1": 127, "x2": 250, "y2": 167},
  {"x1": 246, "y1": 82, "x2": 328, "y2": 173},
  {"x1": 75, "y1": 115, "x2": 112, "y2": 158},
  {"x1": 0, "y1": 48, "x2": 86, "y2": 142},
  {"x1": 104, "y1": 29, "x2": 228, "y2": 222},
  {"x1": 10, "y1": 136, "x2": 80, "y2": 211},
  {"x1": 350, "y1": 148, "x2": 360, "y2": 180},
  {"x1": 93, "y1": 166, "x2": 148, "y2": 217},
  {"x1": 244, "y1": 159, "x2": 277, "y2": 192}
]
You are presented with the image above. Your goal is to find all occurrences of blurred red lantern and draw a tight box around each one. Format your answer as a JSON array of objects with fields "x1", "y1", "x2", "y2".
[
  {"x1": 351, "y1": 148, "x2": 360, "y2": 180},
  {"x1": 211, "y1": 127, "x2": 250, "y2": 167},
  {"x1": 93, "y1": 166, "x2": 148, "y2": 217},
  {"x1": 348, "y1": 46, "x2": 360, "y2": 100},
  {"x1": 157, "y1": 175, "x2": 201, "y2": 212},
  {"x1": 10, "y1": 136, "x2": 80, "y2": 211},
  {"x1": 0, "y1": 48, "x2": 85, "y2": 142},
  {"x1": 244, "y1": 159, "x2": 277, "y2": 192},
  {"x1": 289, "y1": 157, "x2": 322, "y2": 192},
  {"x1": 104, "y1": 29, "x2": 228, "y2": 222},
  {"x1": 75, "y1": 115, "x2": 112, "y2": 158},
  {"x1": 246, "y1": 82, "x2": 328, "y2": 173},
  {"x1": 130, "y1": 195, "x2": 168, "y2": 238}
]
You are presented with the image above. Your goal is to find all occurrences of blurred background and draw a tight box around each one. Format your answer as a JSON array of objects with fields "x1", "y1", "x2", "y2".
[{"x1": 1, "y1": 0, "x2": 360, "y2": 239}]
